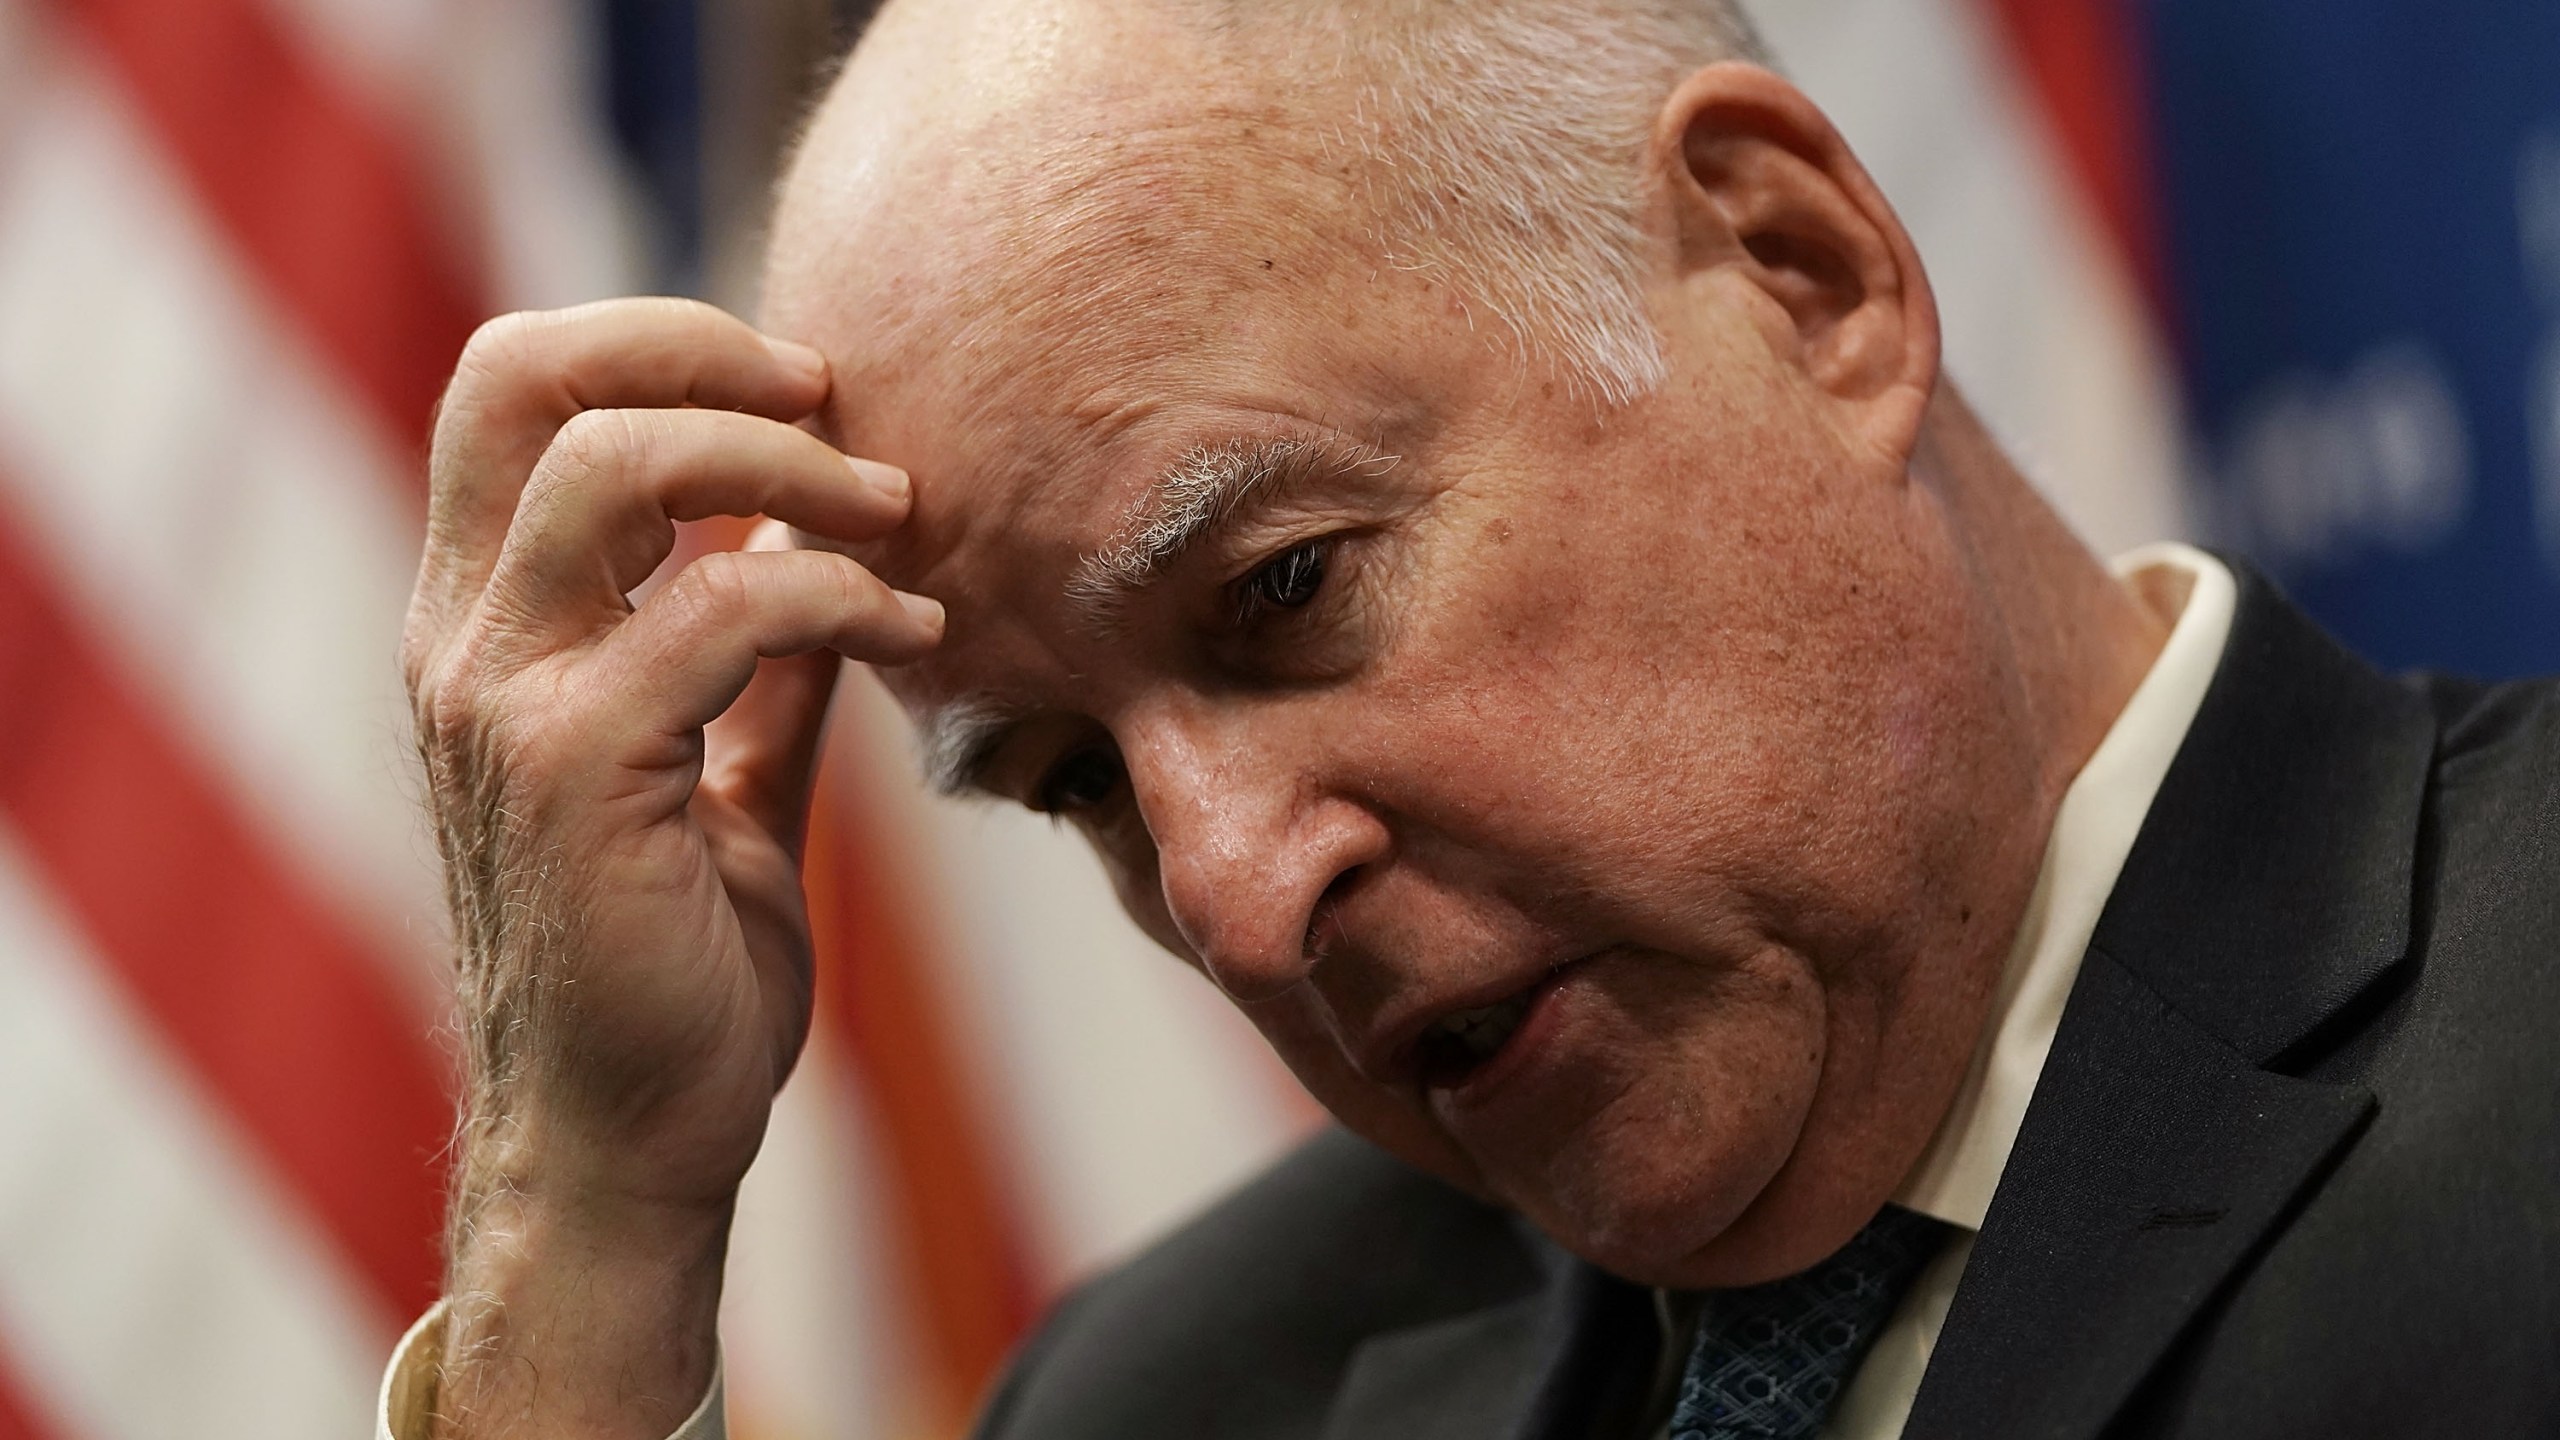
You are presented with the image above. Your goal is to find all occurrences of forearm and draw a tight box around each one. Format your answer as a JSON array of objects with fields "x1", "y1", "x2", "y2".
[{"x1": 427, "y1": 1145, "x2": 733, "y2": 1439}]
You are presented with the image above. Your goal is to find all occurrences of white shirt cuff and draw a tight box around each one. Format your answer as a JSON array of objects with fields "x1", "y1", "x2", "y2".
[{"x1": 378, "y1": 1301, "x2": 726, "y2": 1440}]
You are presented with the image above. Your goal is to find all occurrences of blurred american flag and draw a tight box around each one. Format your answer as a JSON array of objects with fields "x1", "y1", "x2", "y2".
[
  {"x1": 0, "y1": 2, "x2": 1315, "y2": 1436},
  {"x1": 24, "y1": 0, "x2": 2459, "y2": 1433}
]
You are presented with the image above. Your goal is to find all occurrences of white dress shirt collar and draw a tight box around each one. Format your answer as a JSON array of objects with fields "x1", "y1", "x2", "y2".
[{"x1": 1893, "y1": 543, "x2": 2238, "y2": 1232}]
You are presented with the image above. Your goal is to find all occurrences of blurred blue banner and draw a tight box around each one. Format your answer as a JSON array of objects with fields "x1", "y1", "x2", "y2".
[{"x1": 2149, "y1": 0, "x2": 2560, "y2": 675}]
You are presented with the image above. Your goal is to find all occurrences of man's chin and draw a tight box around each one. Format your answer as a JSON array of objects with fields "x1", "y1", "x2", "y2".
[{"x1": 1493, "y1": 1135, "x2": 1794, "y2": 1289}]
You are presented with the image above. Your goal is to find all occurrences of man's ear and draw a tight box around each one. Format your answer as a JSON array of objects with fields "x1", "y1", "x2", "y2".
[{"x1": 1651, "y1": 63, "x2": 1939, "y2": 459}]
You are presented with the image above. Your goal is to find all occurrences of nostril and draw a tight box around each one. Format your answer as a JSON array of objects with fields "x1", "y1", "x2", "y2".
[{"x1": 1304, "y1": 867, "x2": 1362, "y2": 966}]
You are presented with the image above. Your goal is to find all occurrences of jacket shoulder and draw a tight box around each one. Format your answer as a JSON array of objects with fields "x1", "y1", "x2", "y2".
[
  {"x1": 2407, "y1": 670, "x2": 2560, "y2": 884},
  {"x1": 972, "y1": 1129, "x2": 1544, "y2": 1440},
  {"x1": 2416, "y1": 670, "x2": 2560, "y2": 781}
]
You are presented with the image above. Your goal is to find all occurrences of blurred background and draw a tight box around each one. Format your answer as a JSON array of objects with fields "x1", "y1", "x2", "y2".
[{"x1": 0, "y1": 0, "x2": 2551, "y2": 1437}]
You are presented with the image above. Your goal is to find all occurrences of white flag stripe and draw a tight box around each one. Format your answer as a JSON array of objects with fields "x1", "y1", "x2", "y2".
[
  {"x1": 251, "y1": 0, "x2": 443, "y2": 127},
  {"x1": 417, "y1": 1, "x2": 651, "y2": 315},
  {"x1": 0, "y1": 27, "x2": 447, "y2": 1003},
  {"x1": 1746, "y1": 0, "x2": 2188, "y2": 555},
  {"x1": 0, "y1": 824, "x2": 392, "y2": 1440}
]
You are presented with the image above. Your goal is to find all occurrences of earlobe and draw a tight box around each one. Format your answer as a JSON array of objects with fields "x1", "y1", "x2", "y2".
[{"x1": 1654, "y1": 64, "x2": 1939, "y2": 456}]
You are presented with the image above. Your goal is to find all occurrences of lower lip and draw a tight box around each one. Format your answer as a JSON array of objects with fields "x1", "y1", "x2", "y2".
[{"x1": 1426, "y1": 961, "x2": 1588, "y2": 1112}]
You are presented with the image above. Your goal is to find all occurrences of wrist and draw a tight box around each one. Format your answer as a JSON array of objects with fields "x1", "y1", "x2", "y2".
[{"x1": 431, "y1": 1160, "x2": 733, "y2": 1439}]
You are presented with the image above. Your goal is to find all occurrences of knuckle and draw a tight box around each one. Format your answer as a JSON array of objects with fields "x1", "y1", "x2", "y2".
[
  {"x1": 407, "y1": 611, "x2": 537, "y2": 751},
  {"x1": 665, "y1": 551, "x2": 755, "y2": 633},
  {"x1": 397, "y1": 619, "x2": 439, "y2": 699},
  {"x1": 411, "y1": 643, "x2": 581, "y2": 831},
  {"x1": 822, "y1": 554, "x2": 887, "y2": 615},
  {"x1": 456, "y1": 309, "x2": 548, "y2": 382},
  {"x1": 547, "y1": 406, "x2": 645, "y2": 479},
  {"x1": 434, "y1": 310, "x2": 570, "y2": 477},
  {"x1": 526, "y1": 412, "x2": 660, "y2": 528},
  {"x1": 621, "y1": 294, "x2": 721, "y2": 329},
  {"x1": 432, "y1": 312, "x2": 546, "y2": 462},
  {"x1": 414, "y1": 643, "x2": 496, "y2": 753}
]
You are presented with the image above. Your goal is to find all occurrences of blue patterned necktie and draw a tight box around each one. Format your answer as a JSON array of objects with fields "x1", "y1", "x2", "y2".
[{"x1": 1668, "y1": 1206, "x2": 1952, "y2": 1440}]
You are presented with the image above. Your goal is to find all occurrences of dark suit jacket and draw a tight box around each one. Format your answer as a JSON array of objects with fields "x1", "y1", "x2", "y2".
[{"x1": 971, "y1": 566, "x2": 2560, "y2": 1440}]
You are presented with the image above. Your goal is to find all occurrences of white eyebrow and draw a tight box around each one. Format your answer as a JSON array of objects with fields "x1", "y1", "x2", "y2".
[
  {"x1": 1064, "y1": 434, "x2": 1397, "y2": 623},
  {"x1": 916, "y1": 695, "x2": 1025, "y2": 797}
]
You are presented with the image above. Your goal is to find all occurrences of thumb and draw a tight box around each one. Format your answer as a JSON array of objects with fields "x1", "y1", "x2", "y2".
[{"x1": 701, "y1": 520, "x2": 844, "y2": 861}]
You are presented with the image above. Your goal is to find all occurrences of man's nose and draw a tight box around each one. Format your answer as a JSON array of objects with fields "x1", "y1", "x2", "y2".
[{"x1": 1124, "y1": 712, "x2": 1385, "y2": 1003}]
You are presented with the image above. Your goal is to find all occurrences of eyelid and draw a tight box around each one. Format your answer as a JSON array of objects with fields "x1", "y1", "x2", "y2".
[
  {"x1": 1199, "y1": 481, "x2": 1381, "y2": 564},
  {"x1": 1226, "y1": 533, "x2": 1341, "y2": 625}
]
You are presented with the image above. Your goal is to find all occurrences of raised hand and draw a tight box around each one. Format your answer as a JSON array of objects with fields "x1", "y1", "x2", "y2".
[{"x1": 400, "y1": 297, "x2": 939, "y2": 1438}]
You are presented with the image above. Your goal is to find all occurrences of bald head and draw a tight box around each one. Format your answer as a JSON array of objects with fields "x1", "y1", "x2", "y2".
[
  {"x1": 765, "y1": 0, "x2": 1770, "y2": 405},
  {"x1": 1166, "y1": 0, "x2": 1771, "y2": 400},
  {"x1": 743, "y1": 0, "x2": 2190, "y2": 1296}
]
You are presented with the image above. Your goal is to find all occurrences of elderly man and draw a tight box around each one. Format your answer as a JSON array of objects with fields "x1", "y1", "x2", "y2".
[{"x1": 382, "y1": 0, "x2": 2560, "y2": 1436}]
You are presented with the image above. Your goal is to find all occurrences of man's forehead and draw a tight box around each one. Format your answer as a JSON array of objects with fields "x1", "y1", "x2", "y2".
[
  {"x1": 798, "y1": 0, "x2": 1166, "y2": 155},
  {"x1": 762, "y1": 0, "x2": 1365, "y2": 341},
  {"x1": 770, "y1": 149, "x2": 1393, "y2": 606},
  {"x1": 771, "y1": 129, "x2": 1353, "y2": 369}
]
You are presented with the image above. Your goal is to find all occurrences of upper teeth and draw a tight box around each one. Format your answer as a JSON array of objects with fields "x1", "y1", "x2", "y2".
[{"x1": 1427, "y1": 994, "x2": 1534, "y2": 1061}]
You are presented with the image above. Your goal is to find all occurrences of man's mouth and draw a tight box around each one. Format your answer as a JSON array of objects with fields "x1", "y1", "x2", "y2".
[{"x1": 1410, "y1": 968, "x2": 1566, "y2": 1089}]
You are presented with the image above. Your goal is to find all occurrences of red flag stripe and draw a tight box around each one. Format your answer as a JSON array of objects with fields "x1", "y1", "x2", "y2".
[
  {"x1": 52, "y1": 0, "x2": 482, "y2": 457},
  {"x1": 0, "y1": 483, "x2": 451, "y2": 1317},
  {"x1": 1977, "y1": 0, "x2": 2174, "y2": 329}
]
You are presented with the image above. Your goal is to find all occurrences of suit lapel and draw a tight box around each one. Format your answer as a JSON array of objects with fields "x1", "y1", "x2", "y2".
[
  {"x1": 1322, "y1": 1235, "x2": 1656, "y2": 1440},
  {"x1": 1906, "y1": 564, "x2": 2434, "y2": 1440},
  {"x1": 1900, "y1": 949, "x2": 2375, "y2": 1440}
]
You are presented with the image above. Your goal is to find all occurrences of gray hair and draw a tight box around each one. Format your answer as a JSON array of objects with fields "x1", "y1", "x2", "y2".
[{"x1": 1181, "y1": 0, "x2": 1772, "y2": 405}]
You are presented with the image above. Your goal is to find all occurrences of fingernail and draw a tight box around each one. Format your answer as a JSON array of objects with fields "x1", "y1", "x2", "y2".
[
  {"x1": 896, "y1": 591, "x2": 945, "y2": 634},
  {"x1": 742, "y1": 517, "x2": 792, "y2": 552},
  {"x1": 848, "y1": 455, "x2": 911, "y2": 502},
  {"x1": 764, "y1": 336, "x2": 828, "y2": 382}
]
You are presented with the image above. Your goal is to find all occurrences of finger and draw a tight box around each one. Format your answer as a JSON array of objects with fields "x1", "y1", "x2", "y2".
[
  {"x1": 704, "y1": 652, "x2": 843, "y2": 859},
  {"x1": 591, "y1": 548, "x2": 943, "y2": 742},
  {"x1": 421, "y1": 297, "x2": 833, "y2": 622},
  {"x1": 703, "y1": 524, "x2": 846, "y2": 856},
  {"x1": 484, "y1": 408, "x2": 912, "y2": 641}
]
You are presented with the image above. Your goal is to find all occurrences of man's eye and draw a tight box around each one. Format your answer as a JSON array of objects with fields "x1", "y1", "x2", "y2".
[
  {"x1": 1035, "y1": 747, "x2": 1124, "y2": 814},
  {"x1": 1244, "y1": 541, "x2": 1329, "y2": 615}
]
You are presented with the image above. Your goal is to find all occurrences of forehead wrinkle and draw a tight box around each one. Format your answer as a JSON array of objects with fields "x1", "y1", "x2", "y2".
[{"x1": 1066, "y1": 433, "x2": 1397, "y2": 629}]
